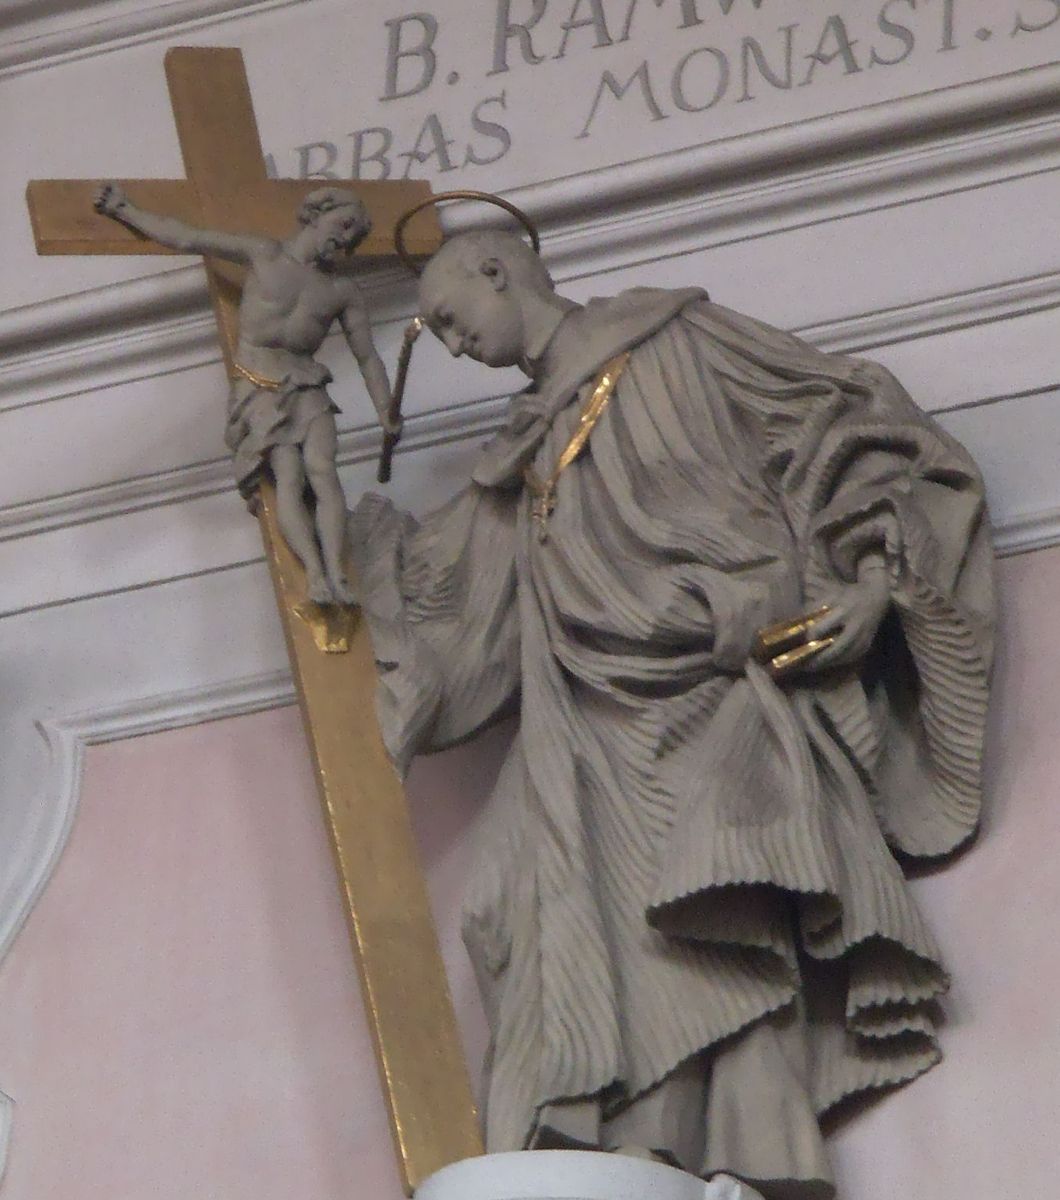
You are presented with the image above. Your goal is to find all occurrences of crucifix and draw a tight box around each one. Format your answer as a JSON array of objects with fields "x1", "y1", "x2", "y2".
[{"x1": 26, "y1": 46, "x2": 481, "y2": 1194}]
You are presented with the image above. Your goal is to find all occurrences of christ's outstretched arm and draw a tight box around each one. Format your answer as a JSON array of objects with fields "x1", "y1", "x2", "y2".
[{"x1": 93, "y1": 182, "x2": 274, "y2": 264}]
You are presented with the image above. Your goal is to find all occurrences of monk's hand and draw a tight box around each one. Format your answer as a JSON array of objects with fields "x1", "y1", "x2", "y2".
[
  {"x1": 93, "y1": 182, "x2": 129, "y2": 219},
  {"x1": 800, "y1": 555, "x2": 890, "y2": 673}
]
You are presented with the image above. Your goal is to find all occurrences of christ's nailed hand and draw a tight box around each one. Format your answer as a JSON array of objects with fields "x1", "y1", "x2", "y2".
[{"x1": 93, "y1": 182, "x2": 129, "y2": 219}]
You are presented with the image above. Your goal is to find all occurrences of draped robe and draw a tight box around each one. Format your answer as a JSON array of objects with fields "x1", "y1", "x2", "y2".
[{"x1": 348, "y1": 288, "x2": 994, "y2": 1196}]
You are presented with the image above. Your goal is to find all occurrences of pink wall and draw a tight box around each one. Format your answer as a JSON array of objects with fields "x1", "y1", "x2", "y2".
[
  {"x1": 0, "y1": 711, "x2": 500, "y2": 1199},
  {"x1": 1, "y1": 548, "x2": 1059, "y2": 1197},
  {"x1": 831, "y1": 545, "x2": 1060, "y2": 1196}
]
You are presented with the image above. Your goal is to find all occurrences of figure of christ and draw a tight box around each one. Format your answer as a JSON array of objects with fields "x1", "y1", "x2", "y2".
[
  {"x1": 347, "y1": 229, "x2": 995, "y2": 1198},
  {"x1": 94, "y1": 182, "x2": 399, "y2": 606}
]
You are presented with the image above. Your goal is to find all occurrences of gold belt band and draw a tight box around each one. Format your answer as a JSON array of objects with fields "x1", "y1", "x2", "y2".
[
  {"x1": 232, "y1": 361, "x2": 284, "y2": 391},
  {"x1": 752, "y1": 605, "x2": 835, "y2": 680},
  {"x1": 524, "y1": 351, "x2": 630, "y2": 536},
  {"x1": 753, "y1": 605, "x2": 832, "y2": 660},
  {"x1": 765, "y1": 635, "x2": 837, "y2": 679}
]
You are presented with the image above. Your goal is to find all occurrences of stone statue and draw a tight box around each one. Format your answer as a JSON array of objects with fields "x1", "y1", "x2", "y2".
[
  {"x1": 352, "y1": 201, "x2": 994, "y2": 1199},
  {"x1": 93, "y1": 182, "x2": 398, "y2": 606}
]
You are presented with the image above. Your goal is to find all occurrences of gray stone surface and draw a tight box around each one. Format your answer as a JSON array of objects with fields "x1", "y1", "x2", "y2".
[
  {"x1": 94, "y1": 183, "x2": 396, "y2": 605},
  {"x1": 349, "y1": 231, "x2": 995, "y2": 1199}
]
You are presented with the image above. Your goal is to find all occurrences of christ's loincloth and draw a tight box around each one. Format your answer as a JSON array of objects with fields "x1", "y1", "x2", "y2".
[{"x1": 225, "y1": 359, "x2": 338, "y2": 498}]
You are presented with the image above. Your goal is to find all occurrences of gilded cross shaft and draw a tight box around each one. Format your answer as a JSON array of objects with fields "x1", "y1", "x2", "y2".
[{"x1": 26, "y1": 46, "x2": 481, "y2": 1193}]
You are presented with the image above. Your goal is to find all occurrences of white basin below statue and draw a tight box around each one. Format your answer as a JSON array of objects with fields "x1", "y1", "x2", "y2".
[{"x1": 414, "y1": 1150, "x2": 766, "y2": 1200}]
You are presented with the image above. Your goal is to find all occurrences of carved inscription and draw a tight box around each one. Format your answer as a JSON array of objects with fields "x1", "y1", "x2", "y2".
[{"x1": 264, "y1": 0, "x2": 1060, "y2": 181}]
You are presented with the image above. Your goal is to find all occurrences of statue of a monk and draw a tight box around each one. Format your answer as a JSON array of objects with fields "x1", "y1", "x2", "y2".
[{"x1": 348, "y1": 229, "x2": 995, "y2": 1199}]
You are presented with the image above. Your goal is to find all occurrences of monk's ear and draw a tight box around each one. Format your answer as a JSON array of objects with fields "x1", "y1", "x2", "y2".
[{"x1": 480, "y1": 257, "x2": 509, "y2": 292}]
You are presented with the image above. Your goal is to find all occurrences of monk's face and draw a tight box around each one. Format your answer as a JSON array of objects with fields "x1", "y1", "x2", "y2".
[{"x1": 419, "y1": 252, "x2": 525, "y2": 368}]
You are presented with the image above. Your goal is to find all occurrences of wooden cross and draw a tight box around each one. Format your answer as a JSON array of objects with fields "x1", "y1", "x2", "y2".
[{"x1": 26, "y1": 46, "x2": 481, "y2": 1194}]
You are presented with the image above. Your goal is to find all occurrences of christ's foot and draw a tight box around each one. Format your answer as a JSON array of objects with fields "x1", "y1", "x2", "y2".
[
  {"x1": 328, "y1": 573, "x2": 359, "y2": 607},
  {"x1": 307, "y1": 573, "x2": 336, "y2": 606}
]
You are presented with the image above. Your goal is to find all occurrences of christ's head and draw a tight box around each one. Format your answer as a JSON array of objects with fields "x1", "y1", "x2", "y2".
[
  {"x1": 419, "y1": 231, "x2": 557, "y2": 370},
  {"x1": 298, "y1": 188, "x2": 372, "y2": 266}
]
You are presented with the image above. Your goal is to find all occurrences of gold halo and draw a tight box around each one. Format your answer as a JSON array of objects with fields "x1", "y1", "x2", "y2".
[{"x1": 393, "y1": 189, "x2": 541, "y2": 274}]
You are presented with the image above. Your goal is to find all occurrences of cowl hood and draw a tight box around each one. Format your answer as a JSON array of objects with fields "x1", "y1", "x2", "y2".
[{"x1": 472, "y1": 286, "x2": 705, "y2": 488}]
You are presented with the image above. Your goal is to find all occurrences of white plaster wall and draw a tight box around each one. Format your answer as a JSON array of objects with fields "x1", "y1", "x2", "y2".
[{"x1": 0, "y1": 0, "x2": 1058, "y2": 1193}]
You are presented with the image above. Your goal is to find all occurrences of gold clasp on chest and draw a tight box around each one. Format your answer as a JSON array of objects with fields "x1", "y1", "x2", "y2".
[{"x1": 523, "y1": 351, "x2": 630, "y2": 541}]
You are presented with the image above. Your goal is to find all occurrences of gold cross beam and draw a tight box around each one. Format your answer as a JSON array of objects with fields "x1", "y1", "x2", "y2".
[{"x1": 26, "y1": 46, "x2": 481, "y2": 1194}]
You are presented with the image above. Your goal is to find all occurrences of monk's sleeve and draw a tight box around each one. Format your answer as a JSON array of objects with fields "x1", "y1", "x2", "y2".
[
  {"x1": 347, "y1": 484, "x2": 520, "y2": 775},
  {"x1": 792, "y1": 359, "x2": 996, "y2": 859}
]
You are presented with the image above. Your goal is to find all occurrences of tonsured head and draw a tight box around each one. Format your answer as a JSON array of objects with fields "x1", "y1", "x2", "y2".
[
  {"x1": 298, "y1": 187, "x2": 372, "y2": 265},
  {"x1": 419, "y1": 231, "x2": 555, "y2": 368}
]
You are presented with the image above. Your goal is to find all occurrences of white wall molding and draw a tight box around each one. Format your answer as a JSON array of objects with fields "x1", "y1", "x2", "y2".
[
  {"x1": 497, "y1": 64, "x2": 1060, "y2": 269},
  {"x1": 0, "y1": 266, "x2": 211, "y2": 410},
  {"x1": 0, "y1": 669, "x2": 293, "y2": 966},
  {"x1": 797, "y1": 271, "x2": 1060, "y2": 356},
  {"x1": 0, "y1": 647, "x2": 295, "y2": 1177},
  {"x1": 0, "y1": 416, "x2": 1050, "y2": 574},
  {"x1": 538, "y1": 108, "x2": 1060, "y2": 290},
  {"x1": 4, "y1": 268, "x2": 1058, "y2": 544},
  {"x1": 993, "y1": 506, "x2": 1060, "y2": 558},
  {"x1": 0, "y1": 0, "x2": 304, "y2": 80},
  {"x1": 5, "y1": 62, "x2": 1058, "y2": 416},
  {"x1": 0, "y1": 262, "x2": 414, "y2": 415},
  {"x1": 0, "y1": 393, "x2": 501, "y2": 543}
]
